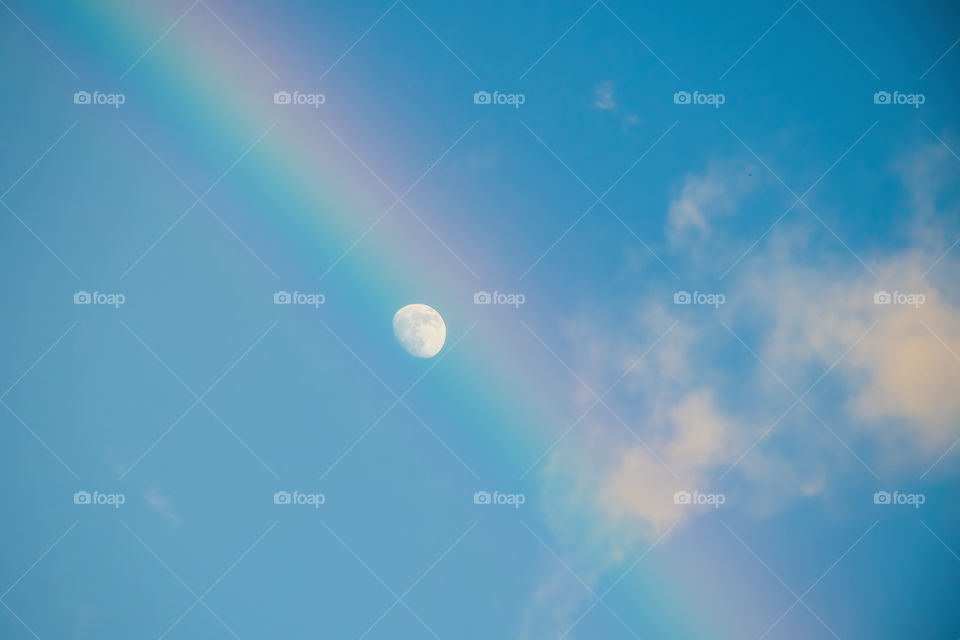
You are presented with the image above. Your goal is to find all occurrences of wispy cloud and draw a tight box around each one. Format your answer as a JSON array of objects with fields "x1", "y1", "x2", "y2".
[
  {"x1": 667, "y1": 161, "x2": 755, "y2": 245},
  {"x1": 144, "y1": 487, "x2": 181, "y2": 528},
  {"x1": 526, "y1": 141, "x2": 960, "y2": 628},
  {"x1": 593, "y1": 81, "x2": 615, "y2": 111}
]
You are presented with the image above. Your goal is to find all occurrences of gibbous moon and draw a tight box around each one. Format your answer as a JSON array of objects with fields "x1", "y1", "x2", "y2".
[{"x1": 393, "y1": 304, "x2": 446, "y2": 358}]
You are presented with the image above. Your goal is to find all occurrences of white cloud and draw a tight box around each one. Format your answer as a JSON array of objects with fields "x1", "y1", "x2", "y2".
[
  {"x1": 527, "y1": 142, "x2": 960, "y2": 627},
  {"x1": 733, "y1": 141, "x2": 960, "y2": 461},
  {"x1": 744, "y1": 236, "x2": 960, "y2": 460},
  {"x1": 144, "y1": 488, "x2": 180, "y2": 527},
  {"x1": 667, "y1": 162, "x2": 754, "y2": 244},
  {"x1": 591, "y1": 81, "x2": 641, "y2": 128},
  {"x1": 593, "y1": 82, "x2": 615, "y2": 110},
  {"x1": 518, "y1": 565, "x2": 589, "y2": 640}
]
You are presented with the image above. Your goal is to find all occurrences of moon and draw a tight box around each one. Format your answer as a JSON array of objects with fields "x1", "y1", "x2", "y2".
[{"x1": 393, "y1": 304, "x2": 446, "y2": 358}]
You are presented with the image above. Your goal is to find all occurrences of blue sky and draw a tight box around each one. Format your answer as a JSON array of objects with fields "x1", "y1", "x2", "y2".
[{"x1": 1, "y1": 0, "x2": 959, "y2": 638}]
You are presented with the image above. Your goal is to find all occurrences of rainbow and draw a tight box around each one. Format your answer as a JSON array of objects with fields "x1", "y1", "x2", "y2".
[
  {"x1": 39, "y1": 2, "x2": 740, "y2": 636},
  {"x1": 50, "y1": 0, "x2": 554, "y2": 466}
]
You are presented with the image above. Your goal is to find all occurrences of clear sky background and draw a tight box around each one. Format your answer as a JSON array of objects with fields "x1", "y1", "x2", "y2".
[{"x1": 1, "y1": 1, "x2": 959, "y2": 638}]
